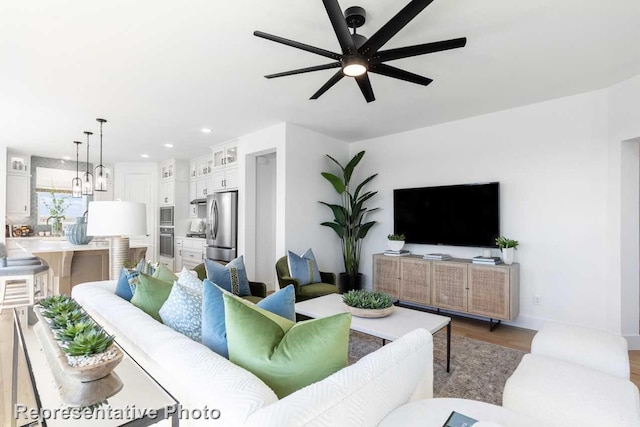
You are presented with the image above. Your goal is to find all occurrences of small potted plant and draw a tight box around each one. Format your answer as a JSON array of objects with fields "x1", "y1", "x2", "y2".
[
  {"x1": 342, "y1": 289, "x2": 395, "y2": 318},
  {"x1": 387, "y1": 233, "x2": 406, "y2": 251},
  {"x1": 495, "y1": 236, "x2": 519, "y2": 265}
]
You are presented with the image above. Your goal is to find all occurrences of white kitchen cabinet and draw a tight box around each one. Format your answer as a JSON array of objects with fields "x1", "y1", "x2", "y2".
[
  {"x1": 197, "y1": 156, "x2": 213, "y2": 177},
  {"x1": 189, "y1": 204, "x2": 199, "y2": 218},
  {"x1": 160, "y1": 181, "x2": 175, "y2": 205},
  {"x1": 189, "y1": 160, "x2": 198, "y2": 180},
  {"x1": 7, "y1": 154, "x2": 29, "y2": 175},
  {"x1": 6, "y1": 174, "x2": 31, "y2": 216},
  {"x1": 189, "y1": 181, "x2": 197, "y2": 202},
  {"x1": 160, "y1": 160, "x2": 175, "y2": 181},
  {"x1": 159, "y1": 256, "x2": 175, "y2": 272},
  {"x1": 211, "y1": 168, "x2": 238, "y2": 192},
  {"x1": 212, "y1": 141, "x2": 238, "y2": 170},
  {"x1": 196, "y1": 179, "x2": 212, "y2": 199},
  {"x1": 175, "y1": 237, "x2": 206, "y2": 271}
]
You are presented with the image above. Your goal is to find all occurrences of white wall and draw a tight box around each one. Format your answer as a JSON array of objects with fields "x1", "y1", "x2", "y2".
[
  {"x1": 606, "y1": 73, "x2": 640, "y2": 344},
  {"x1": 254, "y1": 153, "x2": 277, "y2": 288},
  {"x1": 113, "y1": 162, "x2": 159, "y2": 261},
  {"x1": 284, "y1": 123, "x2": 348, "y2": 275},
  {"x1": 0, "y1": 145, "x2": 6, "y2": 243},
  {"x1": 351, "y1": 91, "x2": 609, "y2": 331},
  {"x1": 238, "y1": 123, "x2": 287, "y2": 282}
]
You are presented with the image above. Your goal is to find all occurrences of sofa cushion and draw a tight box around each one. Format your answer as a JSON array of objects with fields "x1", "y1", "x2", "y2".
[
  {"x1": 201, "y1": 281, "x2": 295, "y2": 358},
  {"x1": 244, "y1": 328, "x2": 433, "y2": 427},
  {"x1": 204, "y1": 256, "x2": 251, "y2": 297},
  {"x1": 115, "y1": 268, "x2": 134, "y2": 301},
  {"x1": 286, "y1": 249, "x2": 321, "y2": 286},
  {"x1": 130, "y1": 273, "x2": 173, "y2": 322},
  {"x1": 124, "y1": 259, "x2": 156, "y2": 294},
  {"x1": 297, "y1": 282, "x2": 339, "y2": 299},
  {"x1": 223, "y1": 292, "x2": 350, "y2": 398},
  {"x1": 159, "y1": 282, "x2": 203, "y2": 341},
  {"x1": 153, "y1": 262, "x2": 178, "y2": 283}
]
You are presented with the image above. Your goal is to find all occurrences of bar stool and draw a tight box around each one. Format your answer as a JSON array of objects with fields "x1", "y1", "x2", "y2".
[{"x1": 0, "y1": 243, "x2": 50, "y2": 316}]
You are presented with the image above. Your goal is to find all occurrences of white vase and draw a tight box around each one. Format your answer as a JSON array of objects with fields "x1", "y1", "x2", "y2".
[
  {"x1": 501, "y1": 247, "x2": 515, "y2": 265},
  {"x1": 387, "y1": 240, "x2": 405, "y2": 251}
]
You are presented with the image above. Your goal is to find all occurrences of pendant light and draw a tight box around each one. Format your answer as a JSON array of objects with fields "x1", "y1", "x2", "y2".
[
  {"x1": 72, "y1": 141, "x2": 83, "y2": 198},
  {"x1": 82, "y1": 131, "x2": 94, "y2": 196},
  {"x1": 94, "y1": 118, "x2": 107, "y2": 192}
]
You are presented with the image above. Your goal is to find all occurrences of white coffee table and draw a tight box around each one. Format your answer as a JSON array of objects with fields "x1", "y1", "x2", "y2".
[{"x1": 295, "y1": 293, "x2": 452, "y2": 372}]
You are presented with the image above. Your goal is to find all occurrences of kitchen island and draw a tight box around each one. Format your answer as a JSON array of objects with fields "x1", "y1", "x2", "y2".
[{"x1": 6, "y1": 238, "x2": 148, "y2": 295}]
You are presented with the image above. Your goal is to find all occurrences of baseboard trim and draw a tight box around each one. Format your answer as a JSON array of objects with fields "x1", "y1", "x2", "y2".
[{"x1": 624, "y1": 334, "x2": 640, "y2": 350}]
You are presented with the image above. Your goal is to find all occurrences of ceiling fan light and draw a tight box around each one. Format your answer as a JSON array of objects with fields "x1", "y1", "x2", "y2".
[
  {"x1": 343, "y1": 63, "x2": 367, "y2": 77},
  {"x1": 342, "y1": 55, "x2": 368, "y2": 77}
]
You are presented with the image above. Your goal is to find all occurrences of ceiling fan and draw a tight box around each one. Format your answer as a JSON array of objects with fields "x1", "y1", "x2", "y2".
[{"x1": 254, "y1": 0, "x2": 466, "y2": 103}]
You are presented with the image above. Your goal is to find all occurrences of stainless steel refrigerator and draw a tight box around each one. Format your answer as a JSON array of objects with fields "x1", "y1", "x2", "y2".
[{"x1": 205, "y1": 191, "x2": 238, "y2": 262}]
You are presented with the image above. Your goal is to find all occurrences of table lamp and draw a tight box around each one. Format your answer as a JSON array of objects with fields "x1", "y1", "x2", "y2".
[{"x1": 86, "y1": 201, "x2": 148, "y2": 280}]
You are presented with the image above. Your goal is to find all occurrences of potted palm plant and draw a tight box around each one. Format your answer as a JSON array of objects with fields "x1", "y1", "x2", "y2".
[{"x1": 320, "y1": 151, "x2": 378, "y2": 293}]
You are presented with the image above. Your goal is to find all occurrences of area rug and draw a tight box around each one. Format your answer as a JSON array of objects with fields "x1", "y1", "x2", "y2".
[{"x1": 348, "y1": 329, "x2": 525, "y2": 405}]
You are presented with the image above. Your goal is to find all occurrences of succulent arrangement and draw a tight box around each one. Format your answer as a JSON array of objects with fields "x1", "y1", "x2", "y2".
[
  {"x1": 343, "y1": 290, "x2": 394, "y2": 310},
  {"x1": 65, "y1": 330, "x2": 115, "y2": 357},
  {"x1": 38, "y1": 295, "x2": 115, "y2": 359},
  {"x1": 387, "y1": 233, "x2": 405, "y2": 241}
]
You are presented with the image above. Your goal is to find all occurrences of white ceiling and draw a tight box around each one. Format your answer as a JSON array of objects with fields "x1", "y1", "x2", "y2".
[{"x1": 1, "y1": 0, "x2": 639, "y2": 163}]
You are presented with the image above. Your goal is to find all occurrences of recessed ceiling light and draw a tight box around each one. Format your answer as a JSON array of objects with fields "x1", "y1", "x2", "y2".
[
  {"x1": 63, "y1": 156, "x2": 71, "y2": 160},
  {"x1": 164, "y1": 143, "x2": 174, "y2": 148},
  {"x1": 141, "y1": 154, "x2": 149, "y2": 158},
  {"x1": 201, "y1": 128, "x2": 212, "y2": 134}
]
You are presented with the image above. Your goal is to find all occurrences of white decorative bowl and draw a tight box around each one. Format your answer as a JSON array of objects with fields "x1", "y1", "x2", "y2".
[
  {"x1": 387, "y1": 240, "x2": 405, "y2": 251},
  {"x1": 343, "y1": 304, "x2": 395, "y2": 318}
]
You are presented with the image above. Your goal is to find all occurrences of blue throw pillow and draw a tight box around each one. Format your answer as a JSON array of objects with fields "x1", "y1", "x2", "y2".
[
  {"x1": 125, "y1": 259, "x2": 157, "y2": 295},
  {"x1": 204, "y1": 256, "x2": 251, "y2": 297},
  {"x1": 287, "y1": 249, "x2": 321, "y2": 286},
  {"x1": 201, "y1": 280, "x2": 295, "y2": 358},
  {"x1": 115, "y1": 268, "x2": 134, "y2": 301},
  {"x1": 159, "y1": 281, "x2": 203, "y2": 341}
]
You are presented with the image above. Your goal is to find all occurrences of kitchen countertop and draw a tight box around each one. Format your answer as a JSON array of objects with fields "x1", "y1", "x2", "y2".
[{"x1": 8, "y1": 238, "x2": 149, "y2": 256}]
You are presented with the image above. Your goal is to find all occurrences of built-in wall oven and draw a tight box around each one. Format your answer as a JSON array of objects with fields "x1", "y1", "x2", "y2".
[
  {"x1": 160, "y1": 206, "x2": 174, "y2": 227},
  {"x1": 159, "y1": 227, "x2": 174, "y2": 258}
]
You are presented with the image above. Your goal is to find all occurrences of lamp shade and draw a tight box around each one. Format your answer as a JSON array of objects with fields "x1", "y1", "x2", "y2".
[{"x1": 87, "y1": 201, "x2": 148, "y2": 237}]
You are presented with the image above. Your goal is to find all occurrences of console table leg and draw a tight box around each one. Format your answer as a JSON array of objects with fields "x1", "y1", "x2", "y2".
[
  {"x1": 489, "y1": 318, "x2": 502, "y2": 332},
  {"x1": 446, "y1": 322, "x2": 451, "y2": 373}
]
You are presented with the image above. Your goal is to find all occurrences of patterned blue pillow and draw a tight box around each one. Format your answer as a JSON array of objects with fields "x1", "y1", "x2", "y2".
[
  {"x1": 204, "y1": 256, "x2": 251, "y2": 297},
  {"x1": 287, "y1": 249, "x2": 321, "y2": 286},
  {"x1": 125, "y1": 259, "x2": 157, "y2": 294},
  {"x1": 158, "y1": 268, "x2": 204, "y2": 341},
  {"x1": 201, "y1": 281, "x2": 295, "y2": 358},
  {"x1": 115, "y1": 268, "x2": 134, "y2": 301}
]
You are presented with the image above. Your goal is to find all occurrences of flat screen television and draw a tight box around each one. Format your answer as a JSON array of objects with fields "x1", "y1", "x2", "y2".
[{"x1": 393, "y1": 182, "x2": 499, "y2": 247}]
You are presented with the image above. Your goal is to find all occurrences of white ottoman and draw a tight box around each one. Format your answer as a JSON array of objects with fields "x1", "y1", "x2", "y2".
[
  {"x1": 503, "y1": 354, "x2": 640, "y2": 427},
  {"x1": 531, "y1": 321, "x2": 629, "y2": 378},
  {"x1": 379, "y1": 398, "x2": 546, "y2": 427}
]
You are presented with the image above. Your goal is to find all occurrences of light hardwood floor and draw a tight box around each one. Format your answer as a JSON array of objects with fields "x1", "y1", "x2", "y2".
[{"x1": 1, "y1": 308, "x2": 639, "y2": 425}]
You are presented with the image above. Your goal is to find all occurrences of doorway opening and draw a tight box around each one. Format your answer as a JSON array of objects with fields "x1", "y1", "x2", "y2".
[{"x1": 254, "y1": 153, "x2": 277, "y2": 290}]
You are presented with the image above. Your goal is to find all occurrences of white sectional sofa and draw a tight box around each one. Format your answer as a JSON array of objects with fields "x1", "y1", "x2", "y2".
[{"x1": 72, "y1": 280, "x2": 434, "y2": 427}]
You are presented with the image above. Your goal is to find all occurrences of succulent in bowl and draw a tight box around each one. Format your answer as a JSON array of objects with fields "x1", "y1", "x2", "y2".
[
  {"x1": 342, "y1": 290, "x2": 394, "y2": 310},
  {"x1": 63, "y1": 329, "x2": 115, "y2": 357},
  {"x1": 56, "y1": 320, "x2": 98, "y2": 342},
  {"x1": 49, "y1": 309, "x2": 90, "y2": 330}
]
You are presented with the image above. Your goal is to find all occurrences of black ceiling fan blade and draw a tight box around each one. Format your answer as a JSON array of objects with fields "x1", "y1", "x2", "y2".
[
  {"x1": 265, "y1": 62, "x2": 341, "y2": 79},
  {"x1": 369, "y1": 63, "x2": 433, "y2": 86},
  {"x1": 355, "y1": 74, "x2": 376, "y2": 103},
  {"x1": 254, "y1": 31, "x2": 341, "y2": 60},
  {"x1": 359, "y1": 0, "x2": 435, "y2": 56},
  {"x1": 322, "y1": 0, "x2": 357, "y2": 55},
  {"x1": 372, "y1": 37, "x2": 467, "y2": 64},
  {"x1": 310, "y1": 70, "x2": 345, "y2": 99}
]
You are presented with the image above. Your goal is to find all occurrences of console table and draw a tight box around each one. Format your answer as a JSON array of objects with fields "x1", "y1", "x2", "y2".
[
  {"x1": 373, "y1": 254, "x2": 519, "y2": 330},
  {"x1": 11, "y1": 308, "x2": 179, "y2": 427}
]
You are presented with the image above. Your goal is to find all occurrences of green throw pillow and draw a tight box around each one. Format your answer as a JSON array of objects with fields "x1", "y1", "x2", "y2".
[
  {"x1": 130, "y1": 273, "x2": 173, "y2": 322},
  {"x1": 223, "y1": 292, "x2": 351, "y2": 398},
  {"x1": 153, "y1": 262, "x2": 178, "y2": 283}
]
